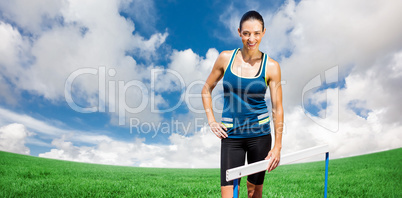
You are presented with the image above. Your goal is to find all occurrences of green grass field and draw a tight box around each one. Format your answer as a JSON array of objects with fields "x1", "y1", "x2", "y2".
[{"x1": 0, "y1": 148, "x2": 401, "y2": 197}]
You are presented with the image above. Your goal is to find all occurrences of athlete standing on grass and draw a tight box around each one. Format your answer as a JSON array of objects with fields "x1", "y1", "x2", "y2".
[{"x1": 201, "y1": 10, "x2": 284, "y2": 198}]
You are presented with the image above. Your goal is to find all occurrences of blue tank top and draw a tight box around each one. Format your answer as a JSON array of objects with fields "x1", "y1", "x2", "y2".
[{"x1": 221, "y1": 48, "x2": 271, "y2": 138}]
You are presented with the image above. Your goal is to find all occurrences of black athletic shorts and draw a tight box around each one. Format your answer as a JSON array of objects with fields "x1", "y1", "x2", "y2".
[{"x1": 220, "y1": 134, "x2": 272, "y2": 186}]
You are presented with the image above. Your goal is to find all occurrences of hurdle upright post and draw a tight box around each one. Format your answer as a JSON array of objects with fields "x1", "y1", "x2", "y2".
[
  {"x1": 233, "y1": 179, "x2": 239, "y2": 198},
  {"x1": 324, "y1": 152, "x2": 329, "y2": 198}
]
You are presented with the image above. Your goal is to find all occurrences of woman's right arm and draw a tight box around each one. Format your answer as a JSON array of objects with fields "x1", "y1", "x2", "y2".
[{"x1": 201, "y1": 51, "x2": 231, "y2": 139}]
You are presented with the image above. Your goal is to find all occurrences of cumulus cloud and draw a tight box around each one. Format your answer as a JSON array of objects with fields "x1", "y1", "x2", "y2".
[
  {"x1": 167, "y1": 48, "x2": 221, "y2": 111},
  {"x1": 0, "y1": 123, "x2": 32, "y2": 155},
  {"x1": 130, "y1": 32, "x2": 168, "y2": 61},
  {"x1": 0, "y1": 0, "x2": 168, "y2": 125},
  {"x1": 0, "y1": 22, "x2": 29, "y2": 71},
  {"x1": 151, "y1": 48, "x2": 223, "y2": 132},
  {"x1": 0, "y1": 75, "x2": 18, "y2": 105},
  {"x1": 0, "y1": 107, "x2": 113, "y2": 146},
  {"x1": 0, "y1": 0, "x2": 64, "y2": 34},
  {"x1": 283, "y1": 84, "x2": 402, "y2": 161},
  {"x1": 0, "y1": 22, "x2": 31, "y2": 105}
]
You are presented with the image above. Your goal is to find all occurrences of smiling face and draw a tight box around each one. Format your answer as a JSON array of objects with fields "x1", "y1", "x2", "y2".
[{"x1": 238, "y1": 19, "x2": 266, "y2": 50}]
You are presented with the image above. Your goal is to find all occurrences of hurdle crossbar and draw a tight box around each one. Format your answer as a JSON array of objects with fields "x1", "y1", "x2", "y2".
[
  {"x1": 226, "y1": 144, "x2": 329, "y2": 198},
  {"x1": 226, "y1": 144, "x2": 329, "y2": 181}
]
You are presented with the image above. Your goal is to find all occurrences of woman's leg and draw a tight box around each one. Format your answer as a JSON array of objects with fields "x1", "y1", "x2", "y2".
[
  {"x1": 247, "y1": 181, "x2": 264, "y2": 198},
  {"x1": 221, "y1": 186, "x2": 236, "y2": 198},
  {"x1": 246, "y1": 134, "x2": 272, "y2": 197},
  {"x1": 220, "y1": 138, "x2": 246, "y2": 198}
]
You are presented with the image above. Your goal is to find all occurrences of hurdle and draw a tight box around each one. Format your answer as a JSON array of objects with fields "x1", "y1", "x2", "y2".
[{"x1": 226, "y1": 145, "x2": 329, "y2": 198}]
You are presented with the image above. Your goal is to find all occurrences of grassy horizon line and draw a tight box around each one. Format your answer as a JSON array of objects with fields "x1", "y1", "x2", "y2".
[
  {"x1": 1, "y1": 147, "x2": 401, "y2": 197},
  {"x1": 1, "y1": 147, "x2": 400, "y2": 169}
]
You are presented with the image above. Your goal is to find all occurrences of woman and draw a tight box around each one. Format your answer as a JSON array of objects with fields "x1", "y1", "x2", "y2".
[{"x1": 201, "y1": 10, "x2": 284, "y2": 198}]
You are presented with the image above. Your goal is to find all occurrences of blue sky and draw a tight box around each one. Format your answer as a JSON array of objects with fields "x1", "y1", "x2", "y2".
[{"x1": 0, "y1": 0, "x2": 401, "y2": 168}]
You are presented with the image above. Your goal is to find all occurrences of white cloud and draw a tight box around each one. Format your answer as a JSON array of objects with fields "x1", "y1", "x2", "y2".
[
  {"x1": 0, "y1": 21, "x2": 31, "y2": 104},
  {"x1": 0, "y1": 75, "x2": 18, "y2": 105},
  {"x1": 153, "y1": 48, "x2": 219, "y2": 93},
  {"x1": 0, "y1": 0, "x2": 170, "y2": 125},
  {"x1": 0, "y1": 22, "x2": 28, "y2": 71},
  {"x1": 0, "y1": 107, "x2": 67, "y2": 136},
  {"x1": 152, "y1": 48, "x2": 223, "y2": 123},
  {"x1": 283, "y1": 84, "x2": 402, "y2": 161},
  {"x1": 0, "y1": 107, "x2": 113, "y2": 145},
  {"x1": 168, "y1": 48, "x2": 220, "y2": 107},
  {"x1": 131, "y1": 32, "x2": 169, "y2": 61},
  {"x1": 0, "y1": 123, "x2": 32, "y2": 155},
  {"x1": 0, "y1": 0, "x2": 64, "y2": 34},
  {"x1": 169, "y1": 48, "x2": 219, "y2": 86}
]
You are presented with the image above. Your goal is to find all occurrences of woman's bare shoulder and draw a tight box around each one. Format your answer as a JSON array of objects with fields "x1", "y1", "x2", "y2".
[
  {"x1": 218, "y1": 50, "x2": 235, "y2": 61},
  {"x1": 266, "y1": 57, "x2": 281, "y2": 79},
  {"x1": 214, "y1": 49, "x2": 236, "y2": 69},
  {"x1": 267, "y1": 57, "x2": 280, "y2": 68}
]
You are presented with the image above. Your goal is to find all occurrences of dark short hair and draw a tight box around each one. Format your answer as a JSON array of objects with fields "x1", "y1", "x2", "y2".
[{"x1": 239, "y1": 10, "x2": 264, "y2": 30}]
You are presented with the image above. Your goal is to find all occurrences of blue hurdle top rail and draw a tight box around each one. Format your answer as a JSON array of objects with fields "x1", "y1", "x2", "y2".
[{"x1": 226, "y1": 145, "x2": 330, "y2": 198}]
